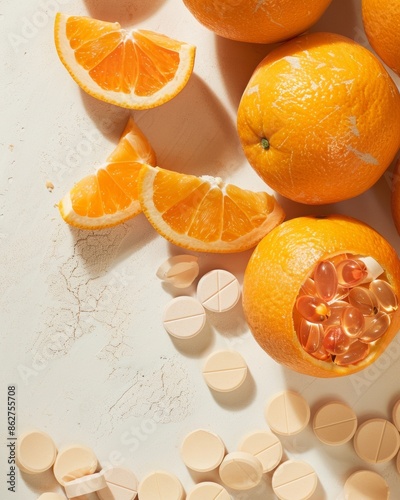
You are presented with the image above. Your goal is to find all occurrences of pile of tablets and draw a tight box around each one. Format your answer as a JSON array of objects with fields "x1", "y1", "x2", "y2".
[
  {"x1": 162, "y1": 267, "x2": 242, "y2": 339},
  {"x1": 17, "y1": 261, "x2": 400, "y2": 499},
  {"x1": 17, "y1": 389, "x2": 400, "y2": 499}
]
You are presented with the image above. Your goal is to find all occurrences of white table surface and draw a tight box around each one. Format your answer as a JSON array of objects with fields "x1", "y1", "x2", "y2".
[{"x1": 1, "y1": 0, "x2": 400, "y2": 498}]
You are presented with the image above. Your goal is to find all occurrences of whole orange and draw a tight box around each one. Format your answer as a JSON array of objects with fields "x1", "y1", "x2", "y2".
[
  {"x1": 242, "y1": 215, "x2": 400, "y2": 378},
  {"x1": 182, "y1": 0, "x2": 332, "y2": 44},
  {"x1": 237, "y1": 32, "x2": 400, "y2": 205},
  {"x1": 391, "y1": 158, "x2": 400, "y2": 234},
  {"x1": 362, "y1": 0, "x2": 400, "y2": 76}
]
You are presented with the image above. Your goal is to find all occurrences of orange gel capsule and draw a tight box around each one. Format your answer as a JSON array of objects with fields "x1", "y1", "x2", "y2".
[
  {"x1": 325, "y1": 301, "x2": 349, "y2": 325},
  {"x1": 332, "y1": 284, "x2": 350, "y2": 302},
  {"x1": 301, "y1": 277, "x2": 317, "y2": 296},
  {"x1": 322, "y1": 325, "x2": 352, "y2": 355},
  {"x1": 359, "y1": 311, "x2": 391, "y2": 343},
  {"x1": 341, "y1": 306, "x2": 365, "y2": 337},
  {"x1": 336, "y1": 259, "x2": 367, "y2": 287},
  {"x1": 334, "y1": 340, "x2": 369, "y2": 366},
  {"x1": 296, "y1": 295, "x2": 330, "y2": 323},
  {"x1": 314, "y1": 260, "x2": 338, "y2": 302},
  {"x1": 298, "y1": 319, "x2": 323, "y2": 354},
  {"x1": 348, "y1": 287, "x2": 379, "y2": 316},
  {"x1": 310, "y1": 343, "x2": 331, "y2": 361},
  {"x1": 369, "y1": 280, "x2": 398, "y2": 312}
]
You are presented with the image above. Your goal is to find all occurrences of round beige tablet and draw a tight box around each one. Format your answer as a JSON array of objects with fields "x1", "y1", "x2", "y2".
[
  {"x1": 313, "y1": 402, "x2": 358, "y2": 446},
  {"x1": 265, "y1": 391, "x2": 310, "y2": 436},
  {"x1": 186, "y1": 482, "x2": 231, "y2": 500},
  {"x1": 343, "y1": 470, "x2": 389, "y2": 500},
  {"x1": 272, "y1": 460, "x2": 317, "y2": 500},
  {"x1": 219, "y1": 451, "x2": 263, "y2": 491},
  {"x1": 37, "y1": 494, "x2": 67, "y2": 500},
  {"x1": 138, "y1": 471, "x2": 184, "y2": 500},
  {"x1": 163, "y1": 296, "x2": 206, "y2": 339},
  {"x1": 203, "y1": 350, "x2": 248, "y2": 392},
  {"x1": 53, "y1": 444, "x2": 98, "y2": 486},
  {"x1": 392, "y1": 399, "x2": 400, "y2": 431},
  {"x1": 64, "y1": 471, "x2": 107, "y2": 498},
  {"x1": 353, "y1": 418, "x2": 400, "y2": 464},
  {"x1": 16, "y1": 430, "x2": 57, "y2": 474},
  {"x1": 97, "y1": 466, "x2": 138, "y2": 500},
  {"x1": 197, "y1": 270, "x2": 241, "y2": 312},
  {"x1": 238, "y1": 430, "x2": 282, "y2": 473},
  {"x1": 181, "y1": 429, "x2": 225, "y2": 472}
]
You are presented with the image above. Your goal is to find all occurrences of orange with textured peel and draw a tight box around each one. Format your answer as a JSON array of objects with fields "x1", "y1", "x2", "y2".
[
  {"x1": 237, "y1": 32, "x2": 400, "y2": 205},
  {"x1": 362, "y1": 0, "x2": 400, "y2": 76},
  {"x1": 182, "y1": 0, "x2": 332, "y2": 44},
  {"x1": 138, "y1": 165, "x2": 285, "y2": 253},
  {"x1": 59, "y1": 118, "x2": 156, "y2": 229},
  {"x1": 391, "y1": 158, "x2": 400, "y2": 235},
  {"x1": 242, "y1": 215, "x2": 400, "y2": 377},
  {"x1": 54, "y1": 13, "x2": 196, "y2": 109}
]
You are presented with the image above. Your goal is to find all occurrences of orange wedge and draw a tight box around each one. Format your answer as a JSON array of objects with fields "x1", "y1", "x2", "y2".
[
  {"x1": 138, "y1": 165, "x2": 285, "y2": 253},
  {"x1": 54, "y1": 13, "x2": 196, "y2": 109},
  {"x1": 58, "y1": 118, "x2": 156, "y2": 229}
]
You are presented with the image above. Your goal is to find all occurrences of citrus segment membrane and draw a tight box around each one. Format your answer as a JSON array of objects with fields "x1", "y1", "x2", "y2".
[
  {"x1": 295, "y1": 254, "x2": 398, "y2": 366},
  {"x1": 54, "y1": 13, "x2": 196, "y2": 109}
]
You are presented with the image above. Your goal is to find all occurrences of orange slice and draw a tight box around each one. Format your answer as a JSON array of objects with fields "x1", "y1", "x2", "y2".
[
  {"x1": 58, "y1": 118, "x2": 156, "y2": 229},
  {"x1": 138, "y1": 165, "x2": 285, "y2": 253},
  {"x1": 54, "y1": 13, "x2": 196, "y2": 109}
]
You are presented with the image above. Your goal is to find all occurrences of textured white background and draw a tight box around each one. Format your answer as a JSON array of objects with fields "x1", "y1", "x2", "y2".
[{"x1": 1, "y1": 0, "x2": 400, "y2": 498}]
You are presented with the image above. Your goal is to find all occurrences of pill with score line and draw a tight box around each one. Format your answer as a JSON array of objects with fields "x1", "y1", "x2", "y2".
[
  {"x1": 265, "y1": 390, "x2": 310, "y2": 436},
  {"x1": 313, "y1": 401, "x2": 358, "y2": 446},
  {"x1": 162, "y1": 296, "x2": 206, "y2": 339},
  {"x1": 137, "y1": 470, "x2": 184, "y2": 500},
  {"x1": 202, "y1": 350, "x2": 248, "y2": 392},
  {"x1": 97, "y1": 466, "x2": 138, "y2": 500},
  {"x1": 353, "y1": 418, "x2": 400, "y2": 463},
  {"x1": 238, "y1": 430, "x2": 282, "y2": 472},
  {"x1": 186, "y1": 481, "x2": 231, "y2": 499},
  {"x1": 197, "y1": 269, "x2": 241, "y2": 312},
  {"x1": 272, "y1": 460, "x2": 318, "y2": 500},
  {"x1": 64, "y1": 471, "x2": 107, "y2": 498}
]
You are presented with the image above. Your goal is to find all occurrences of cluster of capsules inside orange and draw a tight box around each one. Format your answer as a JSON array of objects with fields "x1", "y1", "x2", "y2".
[{"x1": 295, "y1": 254, "x2": 398, "y2": 366}]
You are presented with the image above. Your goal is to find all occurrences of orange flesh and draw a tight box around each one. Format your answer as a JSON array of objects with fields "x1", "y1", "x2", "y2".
[
  {"x1": 65, "y1": 18, "x2": 181, "y2": 95},
  {"x1": 152, "y1": 171, "x2": 275, "y2": 243}
]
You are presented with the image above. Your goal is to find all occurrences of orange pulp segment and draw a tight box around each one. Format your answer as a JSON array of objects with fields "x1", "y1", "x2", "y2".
[
  {"x1": 54, "y1": 13, "x2": 196, "y2": 109},
  {"x1": 58, "y1": 118, "x2": 156, "y2": 229},
  {"x1": 138, "y1": 165, "x2": 285, "y2": 253}
]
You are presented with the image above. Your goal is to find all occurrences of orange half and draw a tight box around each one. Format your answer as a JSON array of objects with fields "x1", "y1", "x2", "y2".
[{"x1": 54, "y1": 13, "x2": 196, "y2": 109}]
